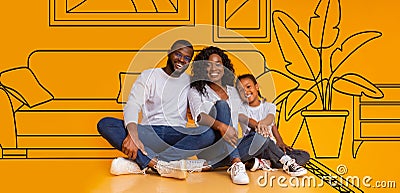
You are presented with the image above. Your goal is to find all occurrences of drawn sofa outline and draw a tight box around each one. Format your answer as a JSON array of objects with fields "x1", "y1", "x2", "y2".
[{"x1": 0, "y1": 49, "x2": 266, "y2": 159}]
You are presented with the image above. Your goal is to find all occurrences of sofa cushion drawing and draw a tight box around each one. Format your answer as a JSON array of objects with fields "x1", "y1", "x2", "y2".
[{"x1": 0, "y1": 49, "x2": 266, "y2": 158}]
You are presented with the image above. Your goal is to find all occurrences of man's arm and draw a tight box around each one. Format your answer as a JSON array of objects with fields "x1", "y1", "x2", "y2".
[
  {"x1": 122, "y1": 72, "x2": 148, "y2": 159},
  {"x1": 123, "y1": 123, "x2": 147, "y2": 159}
]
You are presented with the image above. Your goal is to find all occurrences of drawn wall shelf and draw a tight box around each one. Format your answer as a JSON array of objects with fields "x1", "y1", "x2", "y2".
[{"x1": 352, "y1": 84, "x2": 400, "y2": 158}]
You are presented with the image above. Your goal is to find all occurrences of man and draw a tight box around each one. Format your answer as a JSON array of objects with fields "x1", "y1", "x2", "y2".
[{"x1": 97, "y1": 40, "x2": 215, "y2": 179}]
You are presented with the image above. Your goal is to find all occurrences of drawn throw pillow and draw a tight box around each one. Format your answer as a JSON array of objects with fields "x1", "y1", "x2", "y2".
[
  {"x1": 0, "y1": 67, "x2": 53, "y2": 108},
  {"x1": 116, "y1": 72, "x2": 140, "y2": 104}
]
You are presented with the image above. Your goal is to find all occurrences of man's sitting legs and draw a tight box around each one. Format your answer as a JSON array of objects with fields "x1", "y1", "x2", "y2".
[{"x1": 97, "y1": 117, "x2": 215, "y2": 179}]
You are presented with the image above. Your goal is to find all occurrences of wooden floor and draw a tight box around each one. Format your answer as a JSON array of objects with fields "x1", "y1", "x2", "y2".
[
  {"x1": 1, "y1": 128, "x2": 399, "y2": 193},
  {"x1": 0, "y1": 159, "x2": 332, "y2": 193},
  {"x1": 0, "y1": 143, "x2": 399, "y2": 193}
]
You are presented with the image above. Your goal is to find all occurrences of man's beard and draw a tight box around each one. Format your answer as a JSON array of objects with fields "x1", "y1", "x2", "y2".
[{"x1": 167, "y1": 58, "x2": 185, "y2": 77}]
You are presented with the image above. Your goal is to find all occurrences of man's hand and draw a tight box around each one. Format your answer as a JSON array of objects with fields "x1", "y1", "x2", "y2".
[
  {"x1": 122, "y1": 135, "x2": 146, "y2": 159},
  {"x1": 219, "y1": 124, "x2": 238, "y2": 148},
  {"x1": 122, "y1": 123, "x2": 147, "y2": 160}
]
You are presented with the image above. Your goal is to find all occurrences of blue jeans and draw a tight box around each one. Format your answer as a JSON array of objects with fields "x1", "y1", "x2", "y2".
[
  {"x1": 205, "y1": 131, "x2": 270, "y2": 169},
  {"x1": 197, "y1": 101, "x2": 269, "y2": 169},
  {"x1": 97, "y1": 118, "x2": 216, "y2": 170},
  {"x1": 261, "y1": 146, "x2": 310, "y2": 168}
]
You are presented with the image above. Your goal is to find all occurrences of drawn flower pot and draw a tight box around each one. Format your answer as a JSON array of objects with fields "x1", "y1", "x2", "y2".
[
  {"x1": 302, "y1": 110, "x2": 349, "y2": 158},
  {"x1": 265, "y1": 0, "x2": 384, "y2": 159}
]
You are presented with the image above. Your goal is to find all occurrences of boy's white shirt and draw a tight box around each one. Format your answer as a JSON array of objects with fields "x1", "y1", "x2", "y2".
[
  {"x1": 188, "y1": 84, "x2": 243, "y2": 131},
  {"x1": 239, "y1": 100, "x2": 277, "y2": 142},
  {"x1": 123, "y1": 68, "x2": 190, "y2": 127}
]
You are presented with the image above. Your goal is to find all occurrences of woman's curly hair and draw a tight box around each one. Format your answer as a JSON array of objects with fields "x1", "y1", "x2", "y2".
[{"x1": 190, "y1": 46, "x2": 235, "y2": 96}]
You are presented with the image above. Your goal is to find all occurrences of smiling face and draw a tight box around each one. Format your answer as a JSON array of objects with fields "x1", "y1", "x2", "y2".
[
  {"x1": 206, "y1": 54, "x2": 224, "y2": 85},
  {"x1": 239, "y1": 77, "x2": 261, "y2": 106},
  {"x1": 167, "y1": 44, "x2": 194, "y2": 75}
]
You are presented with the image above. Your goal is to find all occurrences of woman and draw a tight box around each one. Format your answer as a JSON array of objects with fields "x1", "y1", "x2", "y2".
[{"x1": 188, "y1": 46, "x2": 269, "y2": 185}]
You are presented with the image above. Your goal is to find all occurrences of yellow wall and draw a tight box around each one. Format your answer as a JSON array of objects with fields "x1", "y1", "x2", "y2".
[
  {"x1": 1, "y1": 0, "x2": 398, "y2": 82},
  {"x1": 0, "y1": 1, "x2": 400, "y2": 192}
]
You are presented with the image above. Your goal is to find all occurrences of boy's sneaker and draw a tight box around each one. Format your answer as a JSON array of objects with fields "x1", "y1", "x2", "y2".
[
  {"x1": 249, "y1": 158, "x2": 275, "y2": 172},
  {"x1": 155, "y1": 160, "x2": 188, "y2": 179},
  {"x1": 186, "y1": 159, "x2": 208, "y2": 172},
  {"x1": 110, "y1": 157, "x2": 144, "y2": 175},
  {"x1": 227, "y1": 162, "x2": 250, "y2": 185},
  {"x1": 283, "y1": 159, "x2": 307, "y2": 177}
]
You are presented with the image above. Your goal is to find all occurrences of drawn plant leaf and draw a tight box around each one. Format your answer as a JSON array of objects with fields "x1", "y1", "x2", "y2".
[
  {"x1": 257, "y1": 69, "x2": 299, "y2": 105},
  {"x1": 285, "y1": 89, "x2": 317, "y2": 121},
  {"x1": 273, "y1": 11, "x2": 320, "y2": 81},
  {"x1": 312, "y1": 78, "x2": 329, "y2": 108},
  {"x1": 332, "y1": 73, "x2": 384, "y2": 98},
  {"x1": 309, "y1": 0, "x2": 341, "y2": 49},
  {"x1": 330, "y1": 31, "x2": 382, "y2": 76}
]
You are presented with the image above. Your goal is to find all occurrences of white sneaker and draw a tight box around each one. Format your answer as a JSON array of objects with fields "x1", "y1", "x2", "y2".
[
  {"x1": 155, "y1": 160, "x2": 188, "y2": 179},
  {"x1": 227, "y1": 162, "x2": 250, "y2": 185},
  {"x1": 249, "y1": 158, "x2": 276, "y2": 172},
  {"x1": 110, "y1": 157, "x2": 144, "y2": 175},
  {"x1": 283, "y1": 159, "x2": 307, "y2": 177},
  {"x1": 186, "y1": 159, "x2": 208, "y2": 172}
]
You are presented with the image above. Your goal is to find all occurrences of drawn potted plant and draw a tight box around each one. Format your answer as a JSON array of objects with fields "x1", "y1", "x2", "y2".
[{"x1": 261, "y1": 0, "x2": 384, "y2": 158}]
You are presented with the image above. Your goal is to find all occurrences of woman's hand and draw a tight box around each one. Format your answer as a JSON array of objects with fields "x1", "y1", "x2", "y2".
[{"x1": 219, "y1": 124, "x2": 238, "y2": 148}]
